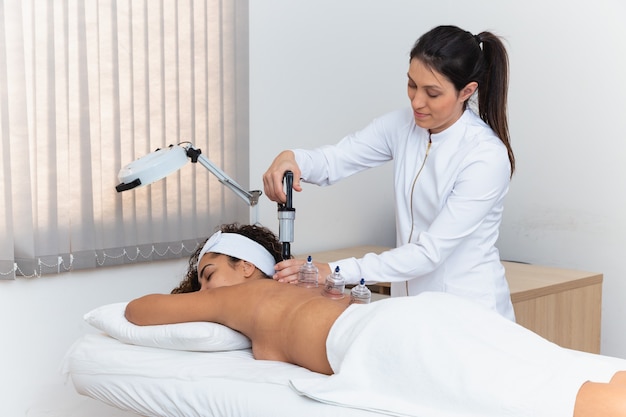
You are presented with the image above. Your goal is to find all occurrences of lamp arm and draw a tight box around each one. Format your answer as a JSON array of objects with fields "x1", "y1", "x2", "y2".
[
  {"x1": 115, "y1": 142, "x2": 262, "y2": 207},
  {"x1": 194, "y1": 153, "x2": 262, "y2": 207}
]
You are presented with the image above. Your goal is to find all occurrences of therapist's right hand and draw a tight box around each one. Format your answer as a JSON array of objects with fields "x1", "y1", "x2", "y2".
[{"x1": 263, "y1": 150, "x2": 302, "y2": 203}]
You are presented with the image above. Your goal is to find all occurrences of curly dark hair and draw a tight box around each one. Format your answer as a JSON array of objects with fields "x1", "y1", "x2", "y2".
[{"x1": 171, "y1": 223, "x2": 285, "y2": 294}]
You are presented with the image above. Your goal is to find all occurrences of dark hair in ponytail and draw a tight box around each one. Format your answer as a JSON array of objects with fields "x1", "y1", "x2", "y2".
[{"x1": 410, "y1": 25, "x2": 515, "y2": 175}]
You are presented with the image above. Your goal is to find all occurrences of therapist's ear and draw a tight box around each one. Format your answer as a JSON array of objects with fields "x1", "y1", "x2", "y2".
[{"x1": 460, "y1": 81, "x2": 478, "y2": 102}]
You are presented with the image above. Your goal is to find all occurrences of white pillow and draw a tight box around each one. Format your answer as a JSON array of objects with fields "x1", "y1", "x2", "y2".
[{"x1": 84, "y1": 302, "x2": 251, "y2": 352}]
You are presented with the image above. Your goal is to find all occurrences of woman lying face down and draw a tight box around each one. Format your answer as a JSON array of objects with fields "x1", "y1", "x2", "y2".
[
  {"x1": 125, "y1": 222, "x2": 626, "y2": 417},
  {"x1": 125, "y1": 223, "x2": 348, "y2": 375}
]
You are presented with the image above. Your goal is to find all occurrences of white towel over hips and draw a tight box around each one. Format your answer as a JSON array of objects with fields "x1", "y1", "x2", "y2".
[{"x1": 290, "y1": 292, "x2": 625, "y2": 417}]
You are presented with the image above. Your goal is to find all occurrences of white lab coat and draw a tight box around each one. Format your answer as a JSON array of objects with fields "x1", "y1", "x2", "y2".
[{"x1": 294, "y1": 108, "x2": 515, "y2": 320}]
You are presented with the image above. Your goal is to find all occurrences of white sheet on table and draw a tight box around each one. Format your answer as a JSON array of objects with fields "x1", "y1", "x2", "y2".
[
  {"x1": 62, "y1": 332, "x2": 320, "y2": 383},
  {"x1": 62, "y1": 333, "x2": 386, "y2": 417}
]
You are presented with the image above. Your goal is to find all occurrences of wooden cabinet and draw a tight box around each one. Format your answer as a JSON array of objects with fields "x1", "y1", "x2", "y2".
[
  {"x1": 302, "y1": 246, "x2": 602, "y2": 354},
  {"x1": 504, "y1": 261, "x2": 602, "y2": 354}
]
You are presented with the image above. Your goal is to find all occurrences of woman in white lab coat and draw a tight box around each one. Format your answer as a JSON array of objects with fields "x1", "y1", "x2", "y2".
[{"x1": 263, "y1": 25, "x2": 516, "y2": 320}]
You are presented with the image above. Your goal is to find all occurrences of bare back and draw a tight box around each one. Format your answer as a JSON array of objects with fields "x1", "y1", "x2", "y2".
[
  {"x1": 211, "y1": 280, "x2": 350, "y2": 375},
  {"x1": 125, "y1": 279, "x2": 350, "y2": 374}
]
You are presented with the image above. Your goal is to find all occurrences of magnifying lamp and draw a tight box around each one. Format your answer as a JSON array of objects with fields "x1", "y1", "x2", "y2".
[{"x1": 115, "y1": 142, "x2": 262, "y2": 206}]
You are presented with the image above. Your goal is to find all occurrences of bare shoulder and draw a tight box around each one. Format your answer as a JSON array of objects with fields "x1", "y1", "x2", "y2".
[
  {"x1": 217, "y1": 279, "x2": 348, "y2": 327},
  {"x1": 126, "y1": 279, "x2": 347, "y2": 331}
]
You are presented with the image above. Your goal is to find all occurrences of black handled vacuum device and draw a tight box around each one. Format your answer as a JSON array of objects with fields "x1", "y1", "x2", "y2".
[{"x1": 277, "y1": 171, "x2": 295, "y2": 260}]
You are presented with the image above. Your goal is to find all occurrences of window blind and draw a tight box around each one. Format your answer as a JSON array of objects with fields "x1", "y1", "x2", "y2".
[{"x1": 0, "y1": 0, "x2": 250, "y2": 278}]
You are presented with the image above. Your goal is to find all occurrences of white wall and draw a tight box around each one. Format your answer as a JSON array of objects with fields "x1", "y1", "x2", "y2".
[
  {"x1": 248, "y1": 0, "x2": 626, "y2": 356},
  {"x1": 2, "y1": 0, "x2": 625, "y2": 415},
  {"x1": 249, "y1": 0, "x2": 406, "y2": 253}
]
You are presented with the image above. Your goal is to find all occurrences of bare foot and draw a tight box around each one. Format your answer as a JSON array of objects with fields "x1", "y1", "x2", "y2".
[
  {"x1": 610, "y1": 371, "x2": 626, "y2": 386},
  {"x1": 574, "y1": 380, "x2": 626, "y2": 417}
]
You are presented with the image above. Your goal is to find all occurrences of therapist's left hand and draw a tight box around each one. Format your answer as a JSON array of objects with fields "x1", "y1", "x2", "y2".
[{"x1": 273, "y1": 259, "x2": 331, "y2": 285}]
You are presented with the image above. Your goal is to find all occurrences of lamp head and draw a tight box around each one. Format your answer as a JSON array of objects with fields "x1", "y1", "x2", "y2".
[
  {"x1": 115, "y1": 142, "x2": 261, "y2": 207},
  {"x1": 116, "y1": 145, "x2": 188, "y2": 192}
]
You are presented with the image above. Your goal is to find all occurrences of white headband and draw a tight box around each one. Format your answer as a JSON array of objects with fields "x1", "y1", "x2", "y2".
[{"x1": 197, "y1": 231, "x2": 276, "y2": 277}]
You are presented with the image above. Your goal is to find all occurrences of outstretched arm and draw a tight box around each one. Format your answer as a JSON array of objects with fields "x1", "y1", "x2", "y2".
[{"x1": 125, "y1": 292, "x2": 217, "y2": 326}]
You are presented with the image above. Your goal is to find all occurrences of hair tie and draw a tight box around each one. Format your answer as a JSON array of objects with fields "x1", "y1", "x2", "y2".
[{"x1": 473, "y1": 34, "x2": 482, "y2": 45}]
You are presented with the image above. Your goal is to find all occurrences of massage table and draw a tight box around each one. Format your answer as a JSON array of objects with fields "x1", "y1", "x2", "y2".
[
  {"x1": 62, "y1": 302, "x2": 387, "y2": 417},
  {"x1": 63, "y1": 287, "x2": 626, "y2": 417}
]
